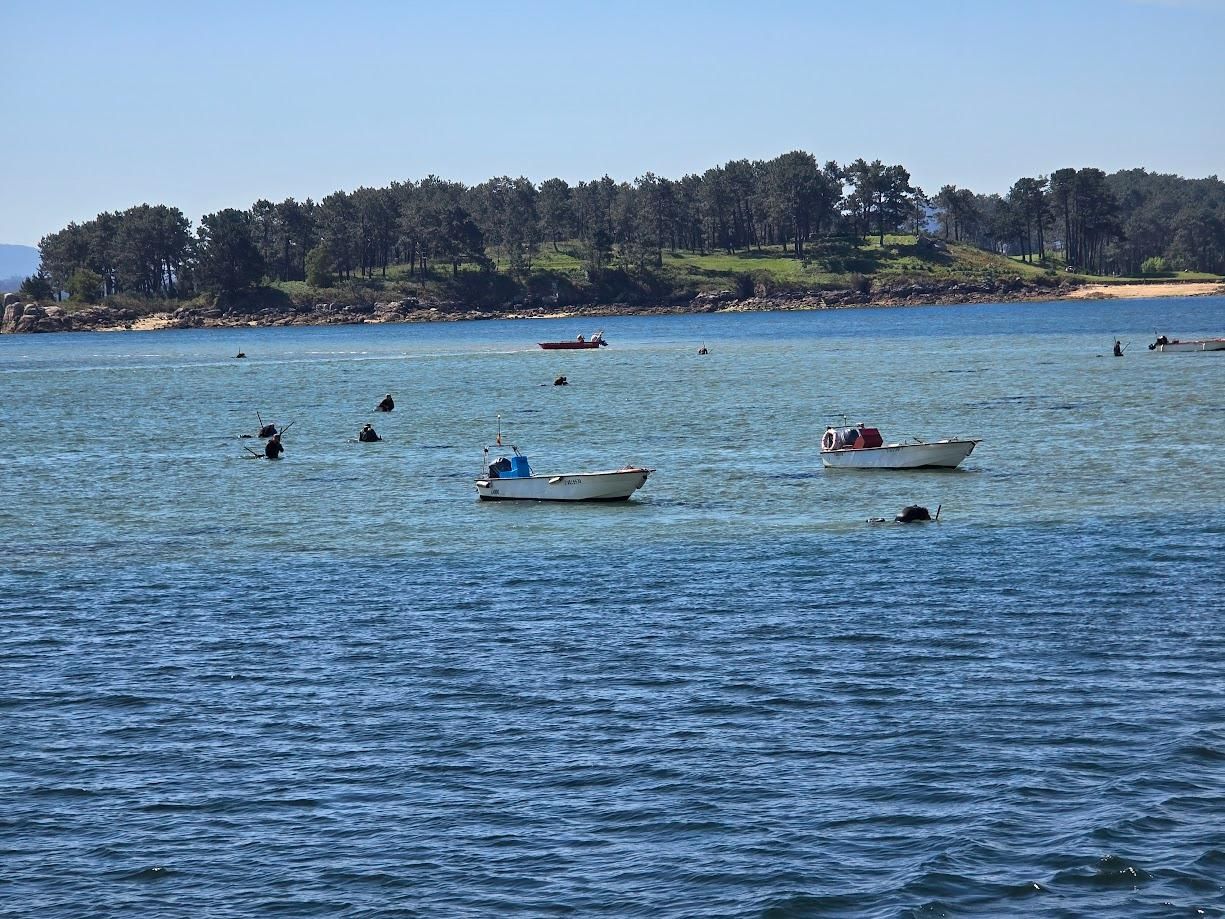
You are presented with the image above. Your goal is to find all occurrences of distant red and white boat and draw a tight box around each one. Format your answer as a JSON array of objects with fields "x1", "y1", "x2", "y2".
[{"x1": 538, "y1": 330, "x2": 608, "y2": 350}]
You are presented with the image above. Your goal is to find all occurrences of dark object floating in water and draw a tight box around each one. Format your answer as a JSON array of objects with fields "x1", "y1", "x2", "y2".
[
  {"x1": 254, "y1": 413, "x2": 294, "y2": 440},
  {"x1": 896, "y1": 504, "x2": 940, "y2": 523},
  {"x1": 235, "y1": 351, "x2": 246, "y2": 358},
  {"x1": 867, "y1": 504, "x2": 942, "y2": 524},
  {"x1": 554, "y1": 375, "x2": 568, "y2": 386}
]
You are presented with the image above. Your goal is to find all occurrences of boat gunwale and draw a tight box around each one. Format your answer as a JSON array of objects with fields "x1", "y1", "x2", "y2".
[{"x1": 475, "y1": 467, "x2": 654, "y2": 486}]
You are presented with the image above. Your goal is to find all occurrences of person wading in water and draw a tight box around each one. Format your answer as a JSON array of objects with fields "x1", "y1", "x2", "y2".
[{"x1": 264, "y1": 433, "x2": 284, "y2": 459}]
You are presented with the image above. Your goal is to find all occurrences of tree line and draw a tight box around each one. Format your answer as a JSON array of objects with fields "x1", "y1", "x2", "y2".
[
  {"x1": 25, "y1": 152, "x2": 1225, "y2": 303},
  {"x1": 933, "y1": 167, "x2": 1225, "y2": 276}
]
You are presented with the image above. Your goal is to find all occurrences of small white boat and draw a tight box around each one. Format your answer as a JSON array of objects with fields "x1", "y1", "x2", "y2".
[
  {"x1": 475, "y1": 446, "x2": 652, "y2": 501},
  {"x1": 1148, "y1": 335, "x2": 1225, "y2": 353},
  {"x1": 821, "y1": 423, "x2": 979, "y2": 470}
]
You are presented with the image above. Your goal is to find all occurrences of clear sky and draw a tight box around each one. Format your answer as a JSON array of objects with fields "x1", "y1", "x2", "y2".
[{"x1": 2, "y1": 0, "x2": 1223, "y2": 246}]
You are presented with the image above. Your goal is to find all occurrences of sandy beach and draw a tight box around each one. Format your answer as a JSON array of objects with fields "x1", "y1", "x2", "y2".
[
  {"x1": 1063, "y1": 281, "x2": 1224, "y2": 300},
  {"x1": 96, "y1": 315, "x2": 183, "y2": 332}
]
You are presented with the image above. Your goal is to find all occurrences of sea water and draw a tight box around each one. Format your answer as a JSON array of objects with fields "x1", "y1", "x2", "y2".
[{"x1": 1, "y1": 297, "x2": 1223, "y2": 917}]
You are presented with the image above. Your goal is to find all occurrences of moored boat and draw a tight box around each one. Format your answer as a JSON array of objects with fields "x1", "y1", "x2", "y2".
[
  {"x1": 475, "y1": 445, "x2": 652, "y2": 501},
  {"x1": 538, "y1": 330, "x2": 608, "y2": 350},
  {"x1": 820, "y1": 423, "x2": 979, "y2": 469},
  {"x1": 1148, "y1": 335, "x2": 1225, "y2": 352}
]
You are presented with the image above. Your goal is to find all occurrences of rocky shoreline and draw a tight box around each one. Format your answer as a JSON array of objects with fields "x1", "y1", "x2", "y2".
[{"x1": 2, "y1": 277, "x2": 1218, "y2": 334}]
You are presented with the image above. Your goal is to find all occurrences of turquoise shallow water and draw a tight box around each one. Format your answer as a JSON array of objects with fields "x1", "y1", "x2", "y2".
[{"x1": 1, "y1": 297, "x2": 1223, "y2": 917}]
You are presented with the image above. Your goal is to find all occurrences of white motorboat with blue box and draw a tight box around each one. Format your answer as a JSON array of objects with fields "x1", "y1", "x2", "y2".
[{"x1": 475, "y1": 444, "x2": 653, "y2": 502}]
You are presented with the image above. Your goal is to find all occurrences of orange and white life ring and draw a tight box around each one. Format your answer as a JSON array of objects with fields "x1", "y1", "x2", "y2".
[{"x1": 822, "y1": 429, "x2": 836, "y2": 451}]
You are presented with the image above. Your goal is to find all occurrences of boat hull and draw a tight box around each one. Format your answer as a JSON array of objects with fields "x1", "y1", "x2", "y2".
[
  {"x1": 538, "y1": 341, "x2": 603, "y2": 350},
  {"x1": 1153, "y1": 338, "x2": 1225, "y2": 352},
  {"x1": 475, "y1": 468, "x2": 652, "y2": 501},
  {"x1": 821, "y1": 440, "x2": 978, "y2": 469}
]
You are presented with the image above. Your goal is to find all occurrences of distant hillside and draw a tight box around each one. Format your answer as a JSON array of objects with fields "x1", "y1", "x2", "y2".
[
  {"x1": 0, "y1": 244, "x2": 39, "y2": 276},
  {"x1": 0, "y1": 244, "x2": 39, "y2": 291}
]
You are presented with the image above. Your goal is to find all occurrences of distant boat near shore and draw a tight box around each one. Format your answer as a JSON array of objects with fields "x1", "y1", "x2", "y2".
[
  {"x1": 538, "y1": 330, "x2": 608, "y2": 350},
  {"x1": 1148, "y1": 335, "x2": 1225, "y2": 352}
]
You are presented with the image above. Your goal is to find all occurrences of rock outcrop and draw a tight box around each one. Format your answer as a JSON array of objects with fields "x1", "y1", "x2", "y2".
[
  {"x1": 0, "y1": 278, "x2": 1082, "y2": 334},
  {"x1": 1, "y1": 301, "x2": 76, "y2": 333}
]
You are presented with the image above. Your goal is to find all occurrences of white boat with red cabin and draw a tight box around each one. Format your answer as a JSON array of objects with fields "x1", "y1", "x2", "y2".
[
  {"x1": 1148, "y1": 335, "x2": 1225, "y2": 353},
  {"x1": 821, "y1": 423, "x2": 979, "y2": 469},
  {"x1": 538, "y1": 330, "x2": 608, "y2": 350},
  {"x1": 475, "y1": 444, "x2": 652, "y2": 501}
]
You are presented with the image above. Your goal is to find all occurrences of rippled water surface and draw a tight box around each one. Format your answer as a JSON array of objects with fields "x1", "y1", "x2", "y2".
[{"x1": 2, "y1": 298, "x2": 1224, "y2": 917}]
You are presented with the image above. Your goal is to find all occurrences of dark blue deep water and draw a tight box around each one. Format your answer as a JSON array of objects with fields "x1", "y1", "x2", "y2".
[{"x1": 2, "y1": 297, "x2": 1223, "y2": 917}]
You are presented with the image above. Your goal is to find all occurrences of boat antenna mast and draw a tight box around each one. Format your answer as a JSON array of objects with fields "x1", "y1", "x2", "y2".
[{"x1": 482, "y1": 414, "x2": 504, "y2": 473}]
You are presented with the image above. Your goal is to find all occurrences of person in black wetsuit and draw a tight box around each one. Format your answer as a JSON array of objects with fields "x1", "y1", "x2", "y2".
[
  {"x1": 264, "y1": 433, "x2": 284, "y2": 459},
  {"x1": 358, "y1": 424, "x2": 381, "y2": 442},
  {"x1": 376, "y1": 394, "x2": 394, "y2": 412},
  {"x1": 1113, "y1": 340, "x2": 1123, "y2": 357}
]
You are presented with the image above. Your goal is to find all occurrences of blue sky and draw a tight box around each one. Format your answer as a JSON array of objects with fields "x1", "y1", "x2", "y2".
[{"x1": 1, "y1": 0, "x2": 1222, "y2": 246}]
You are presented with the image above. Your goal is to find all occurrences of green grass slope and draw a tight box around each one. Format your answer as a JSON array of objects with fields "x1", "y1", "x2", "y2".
[{"x1": 269, "y1": 235, "x2": 1064, "y2": 310}]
